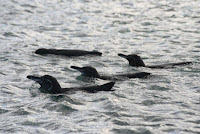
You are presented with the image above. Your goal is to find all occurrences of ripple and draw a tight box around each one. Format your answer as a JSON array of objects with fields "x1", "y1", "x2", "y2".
[
  {"x1": 43, "y1": 122, "x2": 61, "y2": 130},
  {"x1": 12, "y1": 108, "x2": 31, "y2": 116},
  {"x1": 49, "y1": 95, "x2": 84, "y2": 105},
  {"x1": 111, "y1": 128, "x2": 152, "y2": 134},
  {"x1": 20, "y1": 4, "x2": 37, "y2": 9},
  {"x1": 113, "y1": 119, "x2": 130, "y2": 126},
  {"x1": 104, "y1": 111, "x2": 121, "y2": 118},
  {"x1": 0, "y1": 108, "x2": 9, "y2": 114},
  {"x1": 21, "y1": 120, "x2": 45, "y2": 127},
  {"x1": 149, "y1": 85, "x2": 170, "y2": 91},
  {"x1": 141, "y1": 100, "x2": 161, "y2": 106},
  {"x1": 42, "y1": 103, "x2": 77, "y2": 115},
  {"x1": 3, "y1": 32, "x2": 19, "y2": 38},
  {"x1": 143, "y1": 115, "x2": 165, "y2": 122}
]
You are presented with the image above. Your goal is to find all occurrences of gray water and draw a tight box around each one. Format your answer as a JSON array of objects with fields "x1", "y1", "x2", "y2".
[{"x1": 0, "y1": 0, "x2": 200, "y2": 133}]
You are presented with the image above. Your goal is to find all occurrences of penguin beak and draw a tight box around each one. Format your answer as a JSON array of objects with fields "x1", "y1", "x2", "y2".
[
  {"x1": 27, "y1": 75, "x2": 43, "y2": 83},
  {"x1": 71, "y1": 66, "x2": 84, "y2": 72},
  {"x1": 118, "y1": 53, "x2": 128, "y2": 59}
]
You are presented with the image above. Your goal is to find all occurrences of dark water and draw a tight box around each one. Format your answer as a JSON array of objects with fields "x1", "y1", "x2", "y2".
[{"x1": 0, "y1": 0, "x2": 200, "y2": 133}]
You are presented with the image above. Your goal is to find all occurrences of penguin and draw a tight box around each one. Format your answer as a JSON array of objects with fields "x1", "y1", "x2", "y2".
[
  {"x1": 71, "y1": 66, "x2": 150, "y2": 81},
  {"x1": 27, "y1": 75, "x2": 115, "y2": 94},
  {"x1": 35, "y1": 48, "x2": 102, "y2": 57},
  {"x1": 118, "y1": 53, "x2": 192, "y2": 69}
]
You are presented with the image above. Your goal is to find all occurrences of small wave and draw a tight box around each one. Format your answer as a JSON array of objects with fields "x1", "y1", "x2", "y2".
[{"x1": 3, "y1": 32, "x2": 19, "y2": 38}]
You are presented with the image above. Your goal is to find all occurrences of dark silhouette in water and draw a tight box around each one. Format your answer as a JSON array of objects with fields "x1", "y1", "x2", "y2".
[
  {"x1": 35, "y1": 48, "x2": 102, "y2": 57},
  {"x1": 71, "y1": 66, "x2": 150, "y2": 81},
  {"x1": 27, "y1": 75, "x2": 115, "y2": 94},
  {"x1": 118, "y1": 53, "x2": 192, "y2": 69}
]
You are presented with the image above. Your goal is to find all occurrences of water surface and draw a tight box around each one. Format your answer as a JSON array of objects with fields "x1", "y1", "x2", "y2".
[{"x1": 0, "y1": 0, "x2": 200, "y2": 133}]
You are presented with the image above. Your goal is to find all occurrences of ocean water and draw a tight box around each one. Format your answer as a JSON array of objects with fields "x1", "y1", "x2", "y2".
[{"x1": 0, "y1": 0, "x2": 200, "y2": 133}]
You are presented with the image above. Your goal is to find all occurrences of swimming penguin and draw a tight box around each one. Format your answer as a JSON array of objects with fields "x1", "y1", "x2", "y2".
[
  {"x1": 35, "y1": 48, "x2": 102, "y2": 57},
  {"x1": 27, "y1": 75, "x2": 115, "y2": 94},
  {"x1": 71, "y1": 66, "x2": 151, "y2": 81},
  {"x1": 118, "y1": 53, "x2": 192, "y2": 69}
]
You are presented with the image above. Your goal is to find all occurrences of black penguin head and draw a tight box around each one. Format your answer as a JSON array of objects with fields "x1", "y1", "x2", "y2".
[
  {"x1": 35, "y1": 48, "x2": 48, "y2": 55},
  {"x1": 118, "y1": 53, "x2": 145, "y2": 67},
  {"x1": 27, "y1": 75, "x2": 62, "y2": 93},
  {"x1": 71, "y1": 66, "x2": 100, "y2": 78}
]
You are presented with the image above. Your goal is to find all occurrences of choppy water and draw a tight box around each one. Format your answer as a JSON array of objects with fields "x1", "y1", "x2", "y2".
[{"x1": 0, "y1": 0, "x2": 200, "y2": 133}]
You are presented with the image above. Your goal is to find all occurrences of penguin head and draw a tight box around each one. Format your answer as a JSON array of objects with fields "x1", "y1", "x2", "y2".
[
  {"x1": 27, "y1": 75, "x2": 61, "y2": 93},
  {"x1": 35, "y1": 48, "x2": 48, "y2": 55},
  {"x1": 71, "y1": 66, "x2": 100, "y2": 78},
  {"x1": 118, "y1": 53, "x2": 145, "y2": 67}
]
